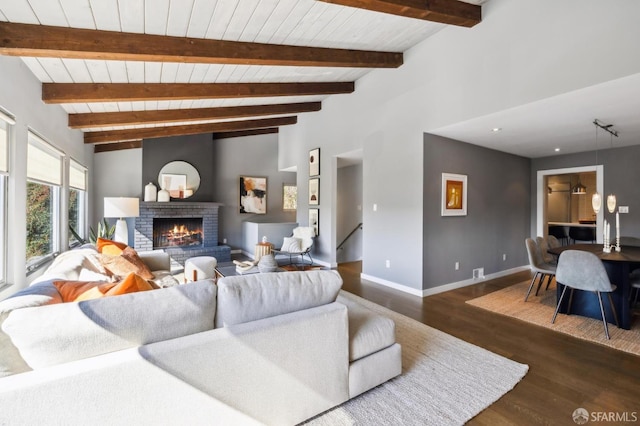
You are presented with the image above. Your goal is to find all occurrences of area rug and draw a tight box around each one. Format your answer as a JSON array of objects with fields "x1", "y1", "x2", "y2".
[
  {"x1": 466, "y1": 281, "x2": 640, "y2": 356},
  {"x1": 306, "y1": 291, "x2": 529, "y2": 425}
]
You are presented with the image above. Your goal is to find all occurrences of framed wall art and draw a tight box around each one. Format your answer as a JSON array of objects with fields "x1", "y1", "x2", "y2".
[
  {"x1": 308, "y1": 178, "x2": 319, "y2": 205},
  {"x1": 441, "y1": 173, "x2": 467, "y2": 216},
  {"x1": 309, "y1": 148, "x2": 320, "y2": 177},
  {"x1": 309, "y1": 208, "x2": 319, "y2": 236},
  {"x1": 283, "y1": 184, "x2": 297, "y2": 211},
  {"x1": 239, "y1": 176, "x2": 267, "y2": 214}
]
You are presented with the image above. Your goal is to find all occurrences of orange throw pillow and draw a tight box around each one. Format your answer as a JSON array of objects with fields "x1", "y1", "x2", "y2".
[
  {"x1": 105, "y1": 273, "x2": 154, "y2": 296},
  {"x1": 54, "y1": 280, "x2": 117, "y2": 302},
  {"x1": 96, "y1": 238, "x2": 128, "y2": 256}
]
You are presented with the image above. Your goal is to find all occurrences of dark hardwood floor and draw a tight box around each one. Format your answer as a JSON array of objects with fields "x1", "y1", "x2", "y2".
[{"x1": 337, "y1": 261, "x2": 640, "y2": 425}]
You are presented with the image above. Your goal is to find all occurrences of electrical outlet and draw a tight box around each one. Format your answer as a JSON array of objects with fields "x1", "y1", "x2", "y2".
[
  {"x1": 373, "y1": 204, "x2": 378, "y2": 212},
  {"x1": 502, "y1": 253, "x2": 507, "y2": 261},
  {"x1": 455, "y1": 261, "x2": 460, "y2": 271},
  {"x1": 619, "y1": 206, "x2": 629, "y2": 213},
  {"x1": 385, "y1": 260, "x2": 391, "y2": 268},
  {"x1": 473, "y1": 268, "x2": 484, "y2": 279},
  {"x1": 223, "y1": 238, "x2": 227, "y2": 244}
]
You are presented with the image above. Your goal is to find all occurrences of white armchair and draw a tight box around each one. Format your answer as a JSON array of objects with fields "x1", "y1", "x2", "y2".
[{"x1": 272, "y1": 227, "x2": 316, "y2": 267}]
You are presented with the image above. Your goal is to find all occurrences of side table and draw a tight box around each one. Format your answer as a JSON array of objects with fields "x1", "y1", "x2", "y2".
[{"x1": 255, "y1": 242, "x2": 273, "y2": 262}]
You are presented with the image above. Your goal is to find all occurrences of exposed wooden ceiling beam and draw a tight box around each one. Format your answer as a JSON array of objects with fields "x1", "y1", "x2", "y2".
[
  {"x1": 69, "y1": 102, "x2": 321, "y2": 129},
  {"x1": 317, "y1": 0, "x2": 481, "y2": 27},
  {"x1": 43, "y1": 82, "x2": 354, "y2": 104},
  {"x1": 0, "y1": 22, "x2": 402, "y2": 68},
  {"x1": 211, "y1": 128, "x2": 279, "y2": 140},
  {"x1": 85, "y1": 116, "x2": 297, "y2": 144},
  {"x1": 94, "y1": 140, "x2": 142, "y2": 153}
]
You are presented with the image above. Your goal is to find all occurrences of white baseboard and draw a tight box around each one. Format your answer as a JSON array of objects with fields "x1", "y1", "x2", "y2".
[{"x1": 361, "y1": 265, "x2": 530, "y2": 298}]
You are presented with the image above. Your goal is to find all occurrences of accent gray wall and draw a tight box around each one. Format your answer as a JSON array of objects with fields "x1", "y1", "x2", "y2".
[
  {"x1": 531, "y1": 145, "x2": 640, "y2": 238},
  {"x1": 423, "y1": 134, "x2": 530, "y2": 288},
  {"x1": 142, "y1": 134, "x2": 215, "y2": 202},
  {"x1": 210, "y1": 133, "x2": 296, "y2": 250}
]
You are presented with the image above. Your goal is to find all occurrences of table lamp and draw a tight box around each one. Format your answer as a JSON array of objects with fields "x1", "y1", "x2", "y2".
[{"x1": 104, "y1": 197, "x2": 140, "y2": 244}]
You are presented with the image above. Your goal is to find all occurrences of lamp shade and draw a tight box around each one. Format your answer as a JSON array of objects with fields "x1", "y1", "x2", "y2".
[
  {"x1": 592, "y1": 192, "x2": 602, "y2": 214},
  {"x1": 104, "y1": 197, "x2": 140, "y2": 218}
]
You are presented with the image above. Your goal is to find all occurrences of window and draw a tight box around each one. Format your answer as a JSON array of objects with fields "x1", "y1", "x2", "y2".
[
  {"x1": 0, "y1": 111, "x2": 11, "y2": 285},
  {"x1": 26, "y1": 132, "x2": 63, "y2": 271},
  {"x1": 68, "y1": 159, "x2": 87, "y2": 247}
]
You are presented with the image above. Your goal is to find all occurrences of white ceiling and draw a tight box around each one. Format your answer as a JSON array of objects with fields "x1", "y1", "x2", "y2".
[
  {"x1": 3, "y1": 0, "x2": 637, "y2": 159},
  {"x1": 430, "y1": 72, "x2": 640, "y2": 158}
]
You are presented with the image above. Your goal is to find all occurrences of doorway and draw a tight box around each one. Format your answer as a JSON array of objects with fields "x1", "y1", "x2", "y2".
[
  {"x1": 536, "y1": 165, "x2": 603, "y2": 242},
  {"x1": 336, "y1": 150, "x2": 363, "y2": 264}
]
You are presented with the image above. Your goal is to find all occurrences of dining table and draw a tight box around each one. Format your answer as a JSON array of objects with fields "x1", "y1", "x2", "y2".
[{"x1": 548, "y1": 243, "x2": 640, "y2": 330}]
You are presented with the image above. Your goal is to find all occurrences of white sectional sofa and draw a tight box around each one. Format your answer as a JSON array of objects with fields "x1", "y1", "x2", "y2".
[{"x1": 0, "y1": 246, "x2": 401, "y2": 425}]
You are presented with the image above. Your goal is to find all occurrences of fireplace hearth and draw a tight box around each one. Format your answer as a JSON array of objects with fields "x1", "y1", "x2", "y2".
[{"x1": 135, "y1": 201, "x2": 230, "y2": 265}]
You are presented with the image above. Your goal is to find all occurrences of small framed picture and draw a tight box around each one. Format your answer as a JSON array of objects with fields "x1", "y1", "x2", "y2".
[
  {"x1": 309, "y1": 178, "x2": 319, "y2": 205},
  {"x1": 309, "y1": 148, "x2": 320, "y2": 177},
  {"x1": 309, "y1": 208, "x2": 319, "y2": 236},
  {"x1": 441, "y1": 173, "x2": 467, "y2": 216},
  {"x1": 283, "y1": 184, "x2": 297, "y2": 211},
  {"x1": 239, "y1": 176, "x2": 267, "y2": 214}
]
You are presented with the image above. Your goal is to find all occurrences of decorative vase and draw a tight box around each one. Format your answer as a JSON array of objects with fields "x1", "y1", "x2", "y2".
[
  {"x1": 144, "y1": 182, "x2": 157, "y2": 202},
  {"x1": 258, "y1": 254, "x2": 278, "y2": 273},
  {"x1": 157, "y1": 188, "x2": 170, "y2": 202}
]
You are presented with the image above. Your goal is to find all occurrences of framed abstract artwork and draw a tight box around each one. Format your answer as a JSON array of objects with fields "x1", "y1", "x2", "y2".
[
  {"x1": 309, "y1": 148, "x2": 320, "y2": 177},
  {"x1": 309, "y1": 178, "x2": 319, "y2": 205},
  {"x1": 240, "y1": 176, "x2": 267, "y2": 214},
  {"x1": 309, "y1": 208, "x2": 319, "y2": 236},
  {"x1": 283, "y1": 184, "x2": 297, "y2": 211},
  {"x1": 441, "y1": 173, "x2": 467, "y2": 216}
]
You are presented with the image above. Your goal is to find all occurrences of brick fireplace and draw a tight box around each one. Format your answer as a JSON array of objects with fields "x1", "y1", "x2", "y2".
[{"x1": 135, "y1": 202, "x2": 230, "y2": 265}]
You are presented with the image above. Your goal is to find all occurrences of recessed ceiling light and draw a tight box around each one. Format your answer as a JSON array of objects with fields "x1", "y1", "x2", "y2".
[
  {"x1": 555, "y1": 148, "x2": 560, "y2": 152},
  {"x1": 492, "y1": 128, "x2": 502, "y2": 132}
]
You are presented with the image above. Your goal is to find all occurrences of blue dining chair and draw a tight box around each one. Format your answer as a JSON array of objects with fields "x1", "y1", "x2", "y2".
[{"x1": 552, "y1": 250, "x2": 619, "y2": 339}]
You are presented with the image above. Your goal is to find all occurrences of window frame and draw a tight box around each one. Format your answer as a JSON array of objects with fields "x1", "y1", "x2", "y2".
[
  {"x1": 68, "y1": 158, "x2": 88, "y2": 247},
  {"x1": 26, "y1": 131, "x2": 64, "y2": 274},
  {"x1": 0, "y1": 113, "x2": 10, "y2": 286}
]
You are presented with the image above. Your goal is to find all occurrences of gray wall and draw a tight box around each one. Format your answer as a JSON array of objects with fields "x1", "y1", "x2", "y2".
[
  {"x1": 142, "y1": 134, "x2": 214, "y2": 202},
  {"x1": 423, "y1": 134, "x2": 530, "y2": 288},
  {"x1": 337, "y1": 163, "x2": 363, "y2": 262},
  {"x1": 211, "y1": 133, "x2": 296, "y2": 249},
  {"x1": 531, "y1": 145, "x2": 640, "y2": 238}
]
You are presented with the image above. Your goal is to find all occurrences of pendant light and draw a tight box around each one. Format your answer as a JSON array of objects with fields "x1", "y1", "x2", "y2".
[
  {"x1": 591, "y1": 122, "x2": 601, "y2": 213},
  {"x1": 606, "y1": 131, "x2": 617, "y2": 213}
]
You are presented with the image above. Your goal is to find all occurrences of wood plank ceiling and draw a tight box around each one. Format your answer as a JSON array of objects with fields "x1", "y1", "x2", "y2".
[{"x1": 0, "y1": 0, "x2": 482, "y2": 151}]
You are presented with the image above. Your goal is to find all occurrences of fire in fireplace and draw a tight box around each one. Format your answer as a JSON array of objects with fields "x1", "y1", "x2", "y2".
[{"x1": 153, "y1": 217, "x2": 203, "y2": 248}]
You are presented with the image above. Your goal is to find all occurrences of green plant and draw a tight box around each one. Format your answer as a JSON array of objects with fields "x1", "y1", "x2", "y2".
[
  {"x1": 68, "y1": 225, "x2": 87, "y2": 245},
  {"x1": 89, "y1": 218, "x2": 115, "y2": 244}
]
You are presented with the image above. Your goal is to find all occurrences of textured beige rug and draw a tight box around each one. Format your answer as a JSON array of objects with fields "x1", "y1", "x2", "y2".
[
  {"x1": 466, "y1": 281, "x2": 640, "y2": 356},
  {"x1": 306, "y1": 291, "x2": 528, "y2": 425}
]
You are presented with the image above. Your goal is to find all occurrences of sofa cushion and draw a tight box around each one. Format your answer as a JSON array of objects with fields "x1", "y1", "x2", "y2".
[
  {"x1": 31, "y1": 247, "x2": 109, "y2": 284},
  {"x1": 2, "y1": 280, "x2": 217, "y2": 369},
  {"x1": 336, "y1": 293, "x2": 396, "y2": 362},
  {"x1": 215, "y1": 270, "x2": 342, "y2": 327},
  {"x1": 53, "y1": 273, "x2": 155, "y2": 302},
  {"x1": 0, "y1": 281, "x2": 65, "y2": 378}
]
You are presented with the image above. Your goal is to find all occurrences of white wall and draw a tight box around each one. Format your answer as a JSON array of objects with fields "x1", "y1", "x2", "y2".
[
  {"x1": 0, "y1": 56, "x2": 90, "y2": 295},
  {"x1": 279, "y1": 0, "x2": 640, "y2": 292}
]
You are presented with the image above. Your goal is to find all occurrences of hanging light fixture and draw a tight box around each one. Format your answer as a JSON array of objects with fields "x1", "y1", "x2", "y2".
[
  {"x1": 571, "y1": 179, "x2": 587, "y2": 195},
  {"x1": 606, "y1": 130, "x2": 617, "y2": 213},
  {"x1": 591, "y1": 121, "x2": 601, "y2": 213},
  {"x1": 592, "y1": 119, "x2": 619, "y2": 214}
]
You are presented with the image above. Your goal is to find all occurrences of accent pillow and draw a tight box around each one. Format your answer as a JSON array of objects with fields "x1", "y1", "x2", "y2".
[
  {"x1": 99, "y1": 247, "x2": 154, "y2": 280},
  {"x1": 105, "y1": 272, "x2": 155, "y2": 296},
  {"x1": 281, "y1": 237, "x2": 303, "y2": 253},
  {"x1": 53, "y1": 280, "x2": 117, "y2": 302},
  {"x1": 96, "y1": 238, "x2": 128, "y2": 256}
]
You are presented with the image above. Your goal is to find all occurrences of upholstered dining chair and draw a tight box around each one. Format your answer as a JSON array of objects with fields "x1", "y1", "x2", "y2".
[
  {"x1": 272, "y1": 226, "x2": 316, "y2": 267},
  {"x1": 536, "y1": 236, "x2": 559, "y2": 265},
  {"x1": 524, "y1": 238, "x2": 557, "y2": 302},
  {"x1": 552, "y1": 250, "x2": 619, "y2": 339}
]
